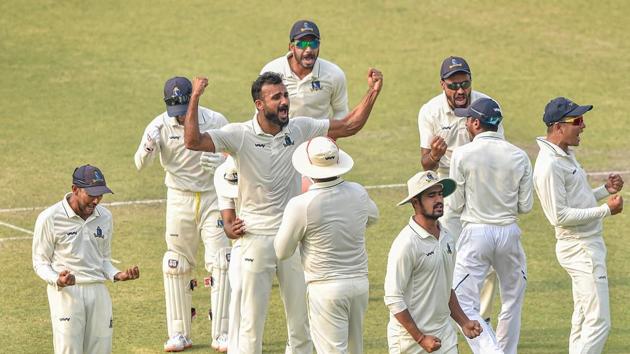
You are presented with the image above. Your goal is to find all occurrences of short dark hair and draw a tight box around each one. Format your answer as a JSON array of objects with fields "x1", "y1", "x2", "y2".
[{"x1": 251, "y1": 72, "x2": 284, "y2": 102}]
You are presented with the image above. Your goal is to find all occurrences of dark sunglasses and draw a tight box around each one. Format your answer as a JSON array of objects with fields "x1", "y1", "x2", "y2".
[
  {"x1": 558, "y1": 116, "x2": 584, "y2": 126},
  {"x1": 293, "y1": 39, "x2": 320, "y2": 49},
  {"x1": 164, "y1": 95, "x2": 190, "y2": 106},
  {"x1": 445, "y1": 80, "x2": 471, "y2": 90}
]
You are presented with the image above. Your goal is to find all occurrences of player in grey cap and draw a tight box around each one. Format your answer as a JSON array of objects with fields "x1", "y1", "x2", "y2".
[
  {"x1": 134, "y1": 77, "x2": 230, "y2": 351},
  {"x1": 32, "y1": 165, "x2": 140, "y2": 354},
  {"x1": 533, "y1": 97, "x2": 624, "y2": 354},
  {"x1": 417, "y1": 56, "x2": 502, "y2": 324},
  {"x1": 274, "y1": 136, "x2": 379, "y2": 354},
  {"x1": 449, "y1": 98, "x2": 532, "y2": 354}
]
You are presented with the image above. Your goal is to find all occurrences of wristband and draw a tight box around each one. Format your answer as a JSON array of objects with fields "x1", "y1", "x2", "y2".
[
  {"x1": 428, "y1": 153, "x2": 440, "y2": 163},
  {"x1": 416, "y1": 334, "x2": 425, "y2": 344}
]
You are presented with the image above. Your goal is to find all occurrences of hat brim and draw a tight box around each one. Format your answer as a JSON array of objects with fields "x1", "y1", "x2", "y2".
[
  {"x1": 441, "y1": 69, "x2": 471, "y2": 80},
  {"x1": 84, "y1": 185, "x2": 113, "y2": 197},
  {"x1": 397, "y1": 178, "x2": 456, "y2": 206},
  {"x1": 293, "y1": 32, "x2": 320, "y2": 40},
  {"x1": 565, "y1": 104, "x2": 593, "y2": 117},
  {"x1": 213, "y1": 157, "x2": 239, "y2": 199},
  {"x1": 166, "y1": 104, "x2": 189, "y2": 117},
  {"x1": 292, "y1": 143, "x2": 353, "y2": 179}
]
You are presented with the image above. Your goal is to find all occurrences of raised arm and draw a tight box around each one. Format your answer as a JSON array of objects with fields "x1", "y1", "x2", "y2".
[
  {"x1": 327, "y1": 68, "x2": 383, "y2": 140},
  {"x1": 184, "y1": 77, "x2": 216, "y2": 152}
]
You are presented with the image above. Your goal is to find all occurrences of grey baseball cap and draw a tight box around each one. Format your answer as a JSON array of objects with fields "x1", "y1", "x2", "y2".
[
  {"x1": 72, "y1": 165, "x2": 113, "y2": 196},
  {"x1": 440, "y1": 56, "x2": 471, "y2": 79},
  {"x1": 163, "y1": 77, "x2": 192, "y2": 117}
]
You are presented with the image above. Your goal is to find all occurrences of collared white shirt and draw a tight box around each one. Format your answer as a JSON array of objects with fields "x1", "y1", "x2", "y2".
[
  {"x1": 448, "y1": 131, "x2": 533, "y2": 227},
  {"x1": 261, "y1": 53, "x2": 348, "y2": 120},
  {"x1": 208, "y1": 116, "x2": 329, "y2": 236},
  {"x1": 32, "y1": 194, "x2": 120, "y2": 287},
  {"x1": 384, "y1": 217, "x2": 456, "y2": 334},
  {"x1": 533, "y1": 137, "x2": 611, "y2": 240},
  {"x1": 418, "y1": 90, "x2": 504, "y2": 177},
  {"x1": 134, "y1": 106, "x2": 228, "y2": 192},
  {"x1": 274, "y1": 178, "x2": 379, "y2": 283}
]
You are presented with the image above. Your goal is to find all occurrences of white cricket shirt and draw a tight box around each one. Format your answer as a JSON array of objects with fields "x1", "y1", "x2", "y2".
[
  {"x1": 261, "y1": 53, "x2": 348, "y2": 120},
  {"x1": 274, "y1": 178, "x2": 379, "y2": 283},
  {"x1": 533, "y1": 137, "x2": 611, "y2": 240},
  {"x1": 448, "y1": 131, "x2": 533, "y2": 227},
  {"x1": 134, "y1": 106, "x2": 228, "y2": 192},
  {"x1": 32, "y1": 194, "x2": 120, "y2": 286},
  {"x1": 208, "y1": 116, "x2": 329, "y2": 236},
  {"x1": 418, "y1": 90, "x2": 503, "y2": 177},
  {"x1": 384, "y1": 218, "x2": 456, "y2": 334}
]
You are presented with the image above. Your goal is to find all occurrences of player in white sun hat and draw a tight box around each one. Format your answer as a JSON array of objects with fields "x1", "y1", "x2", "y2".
[{"x1": 274, "y1": 136, "x2": 379, "y2": 354}]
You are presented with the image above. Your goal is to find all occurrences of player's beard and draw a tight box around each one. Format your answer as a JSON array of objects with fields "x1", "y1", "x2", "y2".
[
  {"x1": 420, "y1": 202, "x2": 444, "y2": 220},
  {"x1": 293, "y1": 49, "x2": 318, "y2": 70},
  {"x1": 447, "y1": 91, "x2": 471, "y2": 109},
  {"x1": 264, "y1": 104, "x2": 289, "y2": 128}
]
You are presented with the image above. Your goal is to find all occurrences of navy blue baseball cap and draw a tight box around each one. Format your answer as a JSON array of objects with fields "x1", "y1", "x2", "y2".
[
  {"x1": 454, "y1": 98, "x2": 503, "y2": 126},
  {"x1": 543, "y1": 97, "x2": 593, "y2": 126},
  {"x1": 72, "y1": 165, "x2": 113, "y2": 196},
  {"x1": 440, "y1": 56, "x2": 471, "y2": 79},
  {"x1": 290, "y1": 20, "x2": 320, "y2": 41},
  {"x1": 163, "y1": 77, "x2": 192, "y2": 117}
]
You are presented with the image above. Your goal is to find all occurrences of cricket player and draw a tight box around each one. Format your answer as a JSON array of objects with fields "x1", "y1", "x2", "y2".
[
  {"x1": 134, "y1": 77, "x2": 230, "y2": 352},
  {"x1": 448, "y1": 98, "x2": 533, "y2": 354},
  {"x1": 33, "y1": 164, "x2": 140, "y2": 354},
  {"x1": 533, "y1": 97, "x2": 624, "y2": 354},
  {"x1": 417, "y1": 56, "x2": 501, "y2": 322},
  {"x1": 274, "y1": 136, "x2": 379, "y2": 354},
  {"x1": 385, "y1": 170, "x2": 482, "y2": 354},
  {"x1": 183, "y1": 68, "x2": 383, "y2": 354},
  {"x1": 261, "y1": 20, "x2": 348, "y2": 120},
  {"x1": 213, "y1": 156, "x2": 243, "y2": 352}
]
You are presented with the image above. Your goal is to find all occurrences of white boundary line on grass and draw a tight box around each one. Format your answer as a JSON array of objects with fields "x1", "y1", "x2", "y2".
[
  {"x1": 0, "y1": 220, "x2": 33, "y2": 235},
  {"x1": 0, "y1": 170, "x2": 628, "y2": 215}
]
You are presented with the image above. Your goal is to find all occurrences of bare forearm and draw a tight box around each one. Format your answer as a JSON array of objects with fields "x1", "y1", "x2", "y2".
[
  {"x1": 448, "y1": 290, "x2": 469, "y2": 327},
  {"x1": 393, "y1": 309, "x2": 425, "y2": 344},
  {"x1": 420, "y1": 148, "x2": 440, "y2": 170}
]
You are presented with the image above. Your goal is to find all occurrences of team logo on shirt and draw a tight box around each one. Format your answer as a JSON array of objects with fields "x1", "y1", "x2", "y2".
[
  {"x1": 66, "y1": 231, "x2": 78, "y2": 236},
  {"x1": 441, "y1": 125, "x2": 453, "y2": 130},
  {"x1": 254, "y1": 143, "x2": 266, "y2": 148},
  {"x1": 217, "y1": 219, "x2": 224, "y2": 228},
  {"x1": 168, "y1": 259, "x2": 179, "y2": 268},
  {"x1": 283, "y1": 135, "x2": 294, "y2": 147},
  {"x1": 59, "y1": 317, "x2": 70, "y2": 322},
  {"x1": 425, "y1": 251, "x2": 435, "y2": 256},
  {"x1": 168, "y1": 135, "x2": 181, "y2": 140},
  {"x1": 447, "y1": 243, "x2": 453, "y2": 254},
  {"x1": 311, "y1": 80, "x2": 321, "y2": 91},
  {"x1": 93, "y1": 226, "x2": 104, "y2": 239},
  {"x1": 109, "y1": 318, "x2": 113, "y2": 328}
]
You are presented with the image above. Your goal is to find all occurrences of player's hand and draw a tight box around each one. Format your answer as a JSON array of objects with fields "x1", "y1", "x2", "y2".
[
  {"x1": 226, "y1": 217, "x2": 246, "y2": 239},
  {"x1": 461, "y1": 320, "x2": 483, "y2": 339},
  {"x1": 607, "y1": 195, "x2": 624, "y2": 215},
  {"x1": 57, "y1": 270, "x2": 75, "y2": 288},
  {"x1": 200, "y1": 153, "x2": 225, "y2": 173},
  {"x1": 367, "y1": 68, "x2": 383, "y2": 93},
  {"x1": 605, "y1": 173, "x2": 624, "y2": 194},
  {"x1": 418, "y1": 334, "x2": 441, "y2": 352},
  {"x1": 144, "y1": 126, "x2": 162, "y2": 152},
  {"x1": 192, "y1": 77, "x2": 208, "y2": 97},
  {"x1": 429, "y1": 136, "x2": 447, "y2": 160},
  {"x1": 114, "y1": 266, "x2": 140, "y2": 281}
]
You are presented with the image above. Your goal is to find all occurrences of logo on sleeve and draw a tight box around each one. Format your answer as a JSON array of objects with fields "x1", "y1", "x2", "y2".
[
  {"x1": 217, "y1": 219, "x2": 224, "y2": 228},
  {"x1": 168, "y1": 259, "x2": 179, "y2": 268},
  {"x1": 93, "y1": 226, "x2": 104, "y2": 239}
]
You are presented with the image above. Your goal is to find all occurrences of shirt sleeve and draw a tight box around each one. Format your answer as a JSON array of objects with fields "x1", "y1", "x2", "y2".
[
  {"x1": 384, "y1": 235, "x2": 414, "y2": 315},
  {"x1": 207, "y1": 123, "x2": 245, "y2": 154},
  {"x1": 294, "y1": 117, "x2": 330, "y2": 140},
  {"x1": 418, "y1": 104, "x2": 434, "y2": 149},
  {"x1": 101, "y1": 216, "x2": 120, "y2": 281},
  {"x1": 518, "y1": 153, "x2": 534, "y2": 214},
  {"x1": 448, "y1": 149, "x2": 466, "y2": 215},
  {"x1": 366, "y1": 193, "x2": 379, "y2": 227},
  {"x1": 535, "y1": 161, "x2": 610, "y2": 228},
  {"x1": 218, "y1": 195, "x2": 236, "y2": 211},
  {"x1": 134, "y1": 119, "x2": 163, "y2": 171},
  {"x1": 330, "y1": 70, "x2": 349, "y2": 120},
  {"x1": 32, "y1": 212, "x2": 60, "y2": 287},
  {"x1": 592, "y1": 185, "x2": 610, "y2": 201},
  {"x1": 274, "y1": 198, "x2": 307, "y2": 260}
]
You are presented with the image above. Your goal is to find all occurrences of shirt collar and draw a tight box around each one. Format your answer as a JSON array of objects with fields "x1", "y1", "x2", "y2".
[
  {"x1": 61, "y1": 193, "x2": 101, "y2": 220},
  {"x1": 309, "y1": 177, "x2": 345, "y2": 190},
  {"x1": 536, "y1": 136, "x2": 571, "y2": 157},
  {"x1": 473, "y1": 131, "x2": 504, "y2": 141},
  {"x1": 407, "y1": 216, "x2": 435, "y2": 239}
]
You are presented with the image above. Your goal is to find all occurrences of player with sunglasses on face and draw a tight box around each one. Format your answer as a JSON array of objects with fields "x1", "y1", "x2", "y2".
[
  {"x1": 533, "y1": 97, "x2": 624, "y2": 354},
  {"x1": 417, "y1": 56, "x2": 504, "y2": 326},
  {"x1": 261, "y1": 20, "x2": 348, "y2": 121}
]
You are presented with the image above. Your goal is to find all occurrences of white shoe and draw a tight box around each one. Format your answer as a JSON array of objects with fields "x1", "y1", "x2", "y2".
[
  {"x1": 211, "y1": 333, "x2": 228, "y2": 352},
  {"x1": 184, "y1": 337, "x2": 193, "y2": 349},
  {"x1": 164, "y1": 333, "x2": 186, "y2": 352}
]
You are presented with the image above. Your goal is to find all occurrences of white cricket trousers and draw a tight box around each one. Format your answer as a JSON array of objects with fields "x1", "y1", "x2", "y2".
[
  {"x1": 238, "y1": 235, "x2": 312, "y2": 354},
  {"x1": 556, "y1": 236, "x2": 610, "y2": 354},
  {"x1": 453, "y1": 223, "x2": 526, "y2": 354},
  {"x1": 387, "y1": 322, "x2": 458, "y2": 354},
  {"x1": 228, "y1": 240, "x2": 242, "y2": 351},
  {"x1": 46, "y1": 283, "x2": 113, "y2": 354},
  {"x1": 306, "y1": 277, "x2": 368, "y2": 354}
]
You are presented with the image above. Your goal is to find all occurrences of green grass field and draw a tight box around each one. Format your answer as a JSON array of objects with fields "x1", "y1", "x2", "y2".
[{"x1": 1, "y1": 0, "x2": 629, "y2": 353}]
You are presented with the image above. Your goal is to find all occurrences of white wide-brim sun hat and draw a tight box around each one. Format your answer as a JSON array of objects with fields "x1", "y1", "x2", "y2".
[
  {"x1": 292, "y1": 136, "x2": 354, "y2": 179},
  {"x1": 213, "y1": 155, "x2": 238, "y2": 199},
  {"x1": 397, "y1": 170, "x2": 457, "y2": 206}
]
